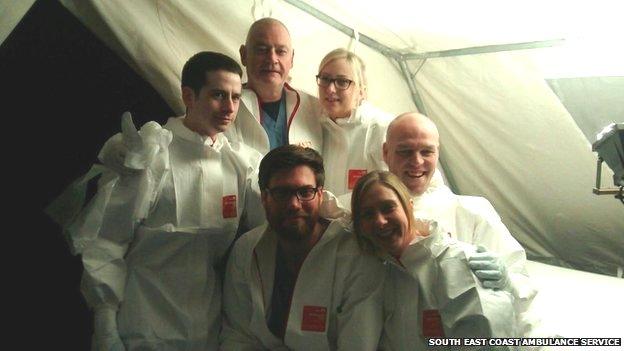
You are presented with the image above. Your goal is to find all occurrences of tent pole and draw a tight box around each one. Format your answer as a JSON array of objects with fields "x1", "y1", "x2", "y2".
[
  {"x1": 397, "y1": 59, "x2": 427, "y2": 114},
  {"x1": 401, "y1": 39, "x2": 565, "y2": 60},
  {"x1": 397, "y1": 58, "x2": 460, "y2": 194},
  {"x1": 282, "y1": 0, "x2": 401, "y2": 60}
]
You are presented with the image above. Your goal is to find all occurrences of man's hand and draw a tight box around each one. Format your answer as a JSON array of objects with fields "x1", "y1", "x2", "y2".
[
  {"x1": 99, "y1": 112, "x2": 172, "y2": 175},
  {"x1": 98, "y1": 112, "x2": 141, "y2": 175},
  {"x1": 468, "y1": 245, "x2": 510, "y2": 290}
]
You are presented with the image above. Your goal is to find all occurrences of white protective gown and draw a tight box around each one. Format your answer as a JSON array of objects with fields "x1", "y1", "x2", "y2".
[
  {"x1": 320, "y1": 101, "x2": 393, "y2": 197},
  {"x1": 77, "y1": 117, "x2": 264, "y2": 350},
  {"x1": 381, "y1": 222, "x2": 517, "y2": 351},
  {"x1": 412, "y1": 185, "x2": 538, "y2": 337},
  {"x1": 225, "y1": 83, "x2": 323, "y2": 155},
  {"x1": 220, "y1": 219, "x2": 386, "y2": 351}
]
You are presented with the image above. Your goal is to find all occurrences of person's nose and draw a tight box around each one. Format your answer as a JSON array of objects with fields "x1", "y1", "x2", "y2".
[
  {"x1": 222, "y1": 97, "x2": 235, "y2": 114},
  {"x1": 414, "y1": 153, "x2": 424, "y2": 165},
  {"x1": 408, "y1": 152, "x2": 423, "y2": 166},
  {"x1": 285, "y1": 192, "x2": 302, "y2": 210},
  {"x1": 268, "y1": 48, "x2": 279, "y2": 64},
  {"x1": 374, "y1": 212, "x2": 388, "y2": 229},
  {"x1": 326, "y1": 81, "x2": 337, "y2": 93}
]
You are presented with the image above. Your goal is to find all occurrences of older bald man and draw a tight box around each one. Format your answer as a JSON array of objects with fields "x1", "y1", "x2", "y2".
[{"x1": 225, "y1": 18, "x2": 323, "y2": 155}]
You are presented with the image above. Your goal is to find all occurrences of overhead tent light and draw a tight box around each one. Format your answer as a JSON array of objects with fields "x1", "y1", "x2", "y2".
[{"x1": 592, "y1": 123, "x2": 624, "y2": 203}]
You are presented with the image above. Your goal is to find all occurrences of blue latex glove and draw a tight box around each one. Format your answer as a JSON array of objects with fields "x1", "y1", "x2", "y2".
[{"x1": 468, "y1": 245, "x2": 510, "y2": 290}]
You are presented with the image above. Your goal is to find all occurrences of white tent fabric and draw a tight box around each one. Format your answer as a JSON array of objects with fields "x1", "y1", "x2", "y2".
[
  {"x1": 58, "y1": 0, "x2": 415, "y2": 116},
  {"x1": 548, "y1": 77, "x2": 624, "y2": 143},
  {"x1": 54, "y1": 0, "x2": 623, "y2": 276},
  {"x1": 526, "y1": 260, "x2": 624, "y2": 338},
  {"x1": 413, "y1": 53, "x2": 624, "y2": 273},
  {"x1": 0, "y1": 0, "x2": 36, "y2": 44}
]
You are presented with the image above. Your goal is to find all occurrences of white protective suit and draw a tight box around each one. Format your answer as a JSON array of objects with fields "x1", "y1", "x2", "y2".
[
  {"x1": 412, "y1": 185, "x2": 538, "y2": 337},
  {"x1": 225, "y1": 83, "x2": 323, "y2": 155},
  {"x1": 381, "y1": 221, "x2": 517, "y2": 351},
  {"x1": 77, "y1": 116, "x2": 264, "y2": 350},
  {"x1": 320, "y1": 101, "x2": 393, "y2": 197},
  {"x1": 220, "y1": 219, "x2": 386, "y2": 351}
]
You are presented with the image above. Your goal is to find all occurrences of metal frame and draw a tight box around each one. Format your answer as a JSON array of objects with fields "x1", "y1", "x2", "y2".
[
  {"x1": 284, "y1": 0, "x2": 564, "y2": 113},
  {"x1": 593, "y1": 158, "x2": 623, "y2": 195}
]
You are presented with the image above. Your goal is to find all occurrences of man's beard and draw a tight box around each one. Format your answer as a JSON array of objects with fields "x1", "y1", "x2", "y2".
[{"x1": 269, "y1": 210, "x2": 318, "y2": 243}]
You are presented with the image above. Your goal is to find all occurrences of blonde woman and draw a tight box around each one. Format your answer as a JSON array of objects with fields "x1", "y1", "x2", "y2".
[
  {"x1": 316, "y1": 48, "x2": 393, "y2": 197},
  {"x1": 351, "y1": 171, "x2": 517, "y2": 350}
]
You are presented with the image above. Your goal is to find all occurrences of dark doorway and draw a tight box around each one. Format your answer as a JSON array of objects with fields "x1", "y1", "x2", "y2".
[{"x1": 1, "y1": 1, "x2": 174, "y2": 348}]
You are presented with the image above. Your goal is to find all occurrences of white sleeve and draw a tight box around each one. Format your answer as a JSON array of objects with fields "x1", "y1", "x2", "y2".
[
  {"x1": 241, "y1": 167, "x2": 265, "y2": 233},
  {"x1": 335, "y1": 241, "x2": 386, "y2": 351},
  {"x1": 437, "y1": 253, "x2": 517, "y2": 340},
  {"x1": 79, "y1": 173, "x2": 143, "y2": 310},
  {"x1": 98, "y1": 117, "x2": 173, "y2": 174},
  {"x1": 220, "y1": 241, "x2": 264, "y2": 350},
  {"x1": 459, "y1": 196, "x2": 538, "y2": 336},
  {"x1": 97, "y1": 132, "x2": 134, "y2": 176},
  {"x1": 365, "y1": 120, "x2": 389, "y2": 172}
]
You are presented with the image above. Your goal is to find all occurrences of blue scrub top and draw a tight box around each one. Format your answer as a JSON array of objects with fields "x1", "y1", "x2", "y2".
[{"x1": 260, "y1": 91, "x2": 289, "y2": 150}]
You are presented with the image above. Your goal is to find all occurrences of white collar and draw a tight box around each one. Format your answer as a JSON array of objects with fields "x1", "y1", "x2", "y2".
[{"x1": 166, "y1": 116, "x2": 228, "y2": 150}]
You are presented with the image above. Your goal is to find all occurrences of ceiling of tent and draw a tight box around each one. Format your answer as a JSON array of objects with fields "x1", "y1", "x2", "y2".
[
  {"x1": 5, "y1": 0, "x2": 621, "y2": 275},
  {"x1": 548, "y1": 77, "x2": 624, "y2": 143}
]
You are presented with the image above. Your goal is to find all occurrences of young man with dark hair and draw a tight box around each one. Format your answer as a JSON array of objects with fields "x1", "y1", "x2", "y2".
[
  {"x1": 75, "y1": 51, "x2": 263, "y2": 350},
  {"x1": 221, "y1": 145, "x2": 385, "y2": 350}
]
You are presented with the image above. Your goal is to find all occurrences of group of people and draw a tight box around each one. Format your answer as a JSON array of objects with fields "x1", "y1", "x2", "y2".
[{"x1": 61, "y1": 17, "x2": 537, "y2": 351}]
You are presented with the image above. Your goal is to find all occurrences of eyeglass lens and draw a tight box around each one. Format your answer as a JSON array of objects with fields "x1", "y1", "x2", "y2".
[
  {"x1": 269, "y1": 187, "x2": 317, "y2": 201},
  {"x1": 316, "y1": 76, "x2": 352, "y2": 89}
]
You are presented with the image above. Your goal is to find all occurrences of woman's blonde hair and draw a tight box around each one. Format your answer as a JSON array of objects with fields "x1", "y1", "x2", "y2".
[
  {"x1": 318, "y1": 48, "x2": 367, "y2": 98},
  {"x1": 351, "y1": 170, "x2": 414, "y2": 257}
]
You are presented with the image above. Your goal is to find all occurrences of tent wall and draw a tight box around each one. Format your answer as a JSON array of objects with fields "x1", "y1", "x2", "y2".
[
  {"x1": 548, "y1": 77, "x2": 624, "y2": 143},
  {"x1": 58, "y1": 0, "x2": 623, "y2": 275},
  {"x1": 59, "y1": 0, "x2": 416, "y2": 116},
  {"x1": 411, "y1": 52, "x2": 624, "y2": 273}
]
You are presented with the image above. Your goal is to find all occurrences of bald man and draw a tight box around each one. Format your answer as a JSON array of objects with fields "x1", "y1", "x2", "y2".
[
  {"x1": 383, "y1": 112, "x2": 538, "y2": 336},
  {"x1": 225, "y1": 18, "x2": 323, "y2": 155}
]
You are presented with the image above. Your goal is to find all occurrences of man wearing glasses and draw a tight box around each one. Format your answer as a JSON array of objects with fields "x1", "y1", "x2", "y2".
[{"x1": 220, "y1": 145, "x2": 385, "y2": 350}]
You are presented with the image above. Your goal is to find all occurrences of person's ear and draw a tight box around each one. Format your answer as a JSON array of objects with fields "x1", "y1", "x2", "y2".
[
  {"x1": 239, "y1": 45, "x2": 247, "y2": 66},
  {"x1": 261, "y1": 189, "x2": 268, "y2": 206},
  {"x1": 382, "y1": 142, "x2": 388, "y2": 162},
  {"x1": 181, "y1": 86, "x2": 195, "y2": 110},
  {"x1": 357, "y1": 85, "x2": 367, "y2": 106}
]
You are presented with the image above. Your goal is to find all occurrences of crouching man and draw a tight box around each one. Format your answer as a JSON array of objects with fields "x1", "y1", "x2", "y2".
[{"x1": 220, "y1": 145, "x2": 385, "y2": 350}]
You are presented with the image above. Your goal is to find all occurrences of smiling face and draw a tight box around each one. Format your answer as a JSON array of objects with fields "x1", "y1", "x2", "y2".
[
  {"x1": 357, "y1": 182, "x2": 414, "y2": 258},
  {"x1": 383, "y1": 113, "x2": 440, "y2": 195},
  {"x1": 182, "y1": 70, "x2": 242, "y2": 138},
  {"x1": 317, "y1": 58, "x2": 364, "y2": 119},
  {"x1": 240, "y1": 19, "x2": 293, "y2": 98}
]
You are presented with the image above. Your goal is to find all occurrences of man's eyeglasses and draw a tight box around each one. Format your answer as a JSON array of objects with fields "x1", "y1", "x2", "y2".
[
  {"x1": 265, "y1": 186, "x2": 320, "y2": 202},
  {"x1": 316, "y1": 75, "x2": 354, "y2": 90}
]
